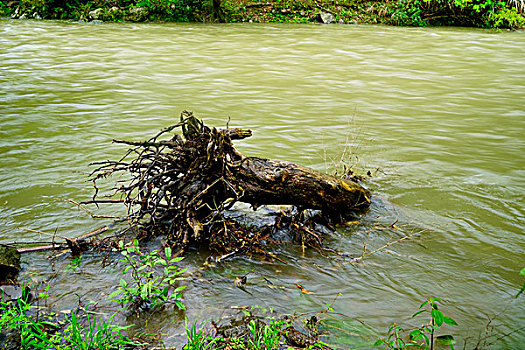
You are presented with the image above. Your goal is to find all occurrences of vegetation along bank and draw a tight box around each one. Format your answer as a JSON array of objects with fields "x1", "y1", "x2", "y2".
[{"x1": 1, "y1": 0, "x2": 524, "y2": 29}]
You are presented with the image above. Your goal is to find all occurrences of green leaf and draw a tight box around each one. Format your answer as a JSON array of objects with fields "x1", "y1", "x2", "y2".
[
  {"x1": 436, "y1": 335, "x2": 455, "y2": 346},
  {"x1": 519, "y1": 268, "x2": 525, "y2": 275},
  {"x1": 165, "y1": 247, "x2": 172, "y2": 259},
  {"x1": 120, "y1": 278, "x2": 127, "y2": 287},
  {"x1": 108, "y1": 290, "x2": 121, "y2": 299},
  {"x1": 516, "y1": 285, "x2": 525, "y2": 298},
  {"x1": 431, "y1": 309, "x2": 444, "y2": 327},
  {"x1": 443, "y1": 316, "x2": 458, "y2": 326},
  {"x1": 170, "y1": 257, "x2": 184, "y2": 263},
  {"x1": 241, "y1": 309, "x2": 251, "y2": 317},
  {"x1": 409, "y1": 329, "x2": 422, "y2": 340},
  {"x1": 374, "y1": 339, "x2": 384, "y2": 346},
  {"x1": 412, "y1": 309, "x2": 426, "y2": 318},
  {"x1": 175, "y1": 300, "x2": 186, "y2": 310},
  {"x1": 141, "y1": 284, "x2": 149, "y2": 298},
  {"x1": 419, "y1": 300, "x2": 429, "y2": 309}
]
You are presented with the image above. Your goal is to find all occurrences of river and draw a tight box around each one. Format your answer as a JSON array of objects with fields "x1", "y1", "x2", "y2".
[{"x1": 1, "y1": 19, "x2": 524, "y2": 348}]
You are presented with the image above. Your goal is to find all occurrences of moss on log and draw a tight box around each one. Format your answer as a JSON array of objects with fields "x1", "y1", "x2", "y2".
[{"x1": 232, "y1": 157, "x2": 370, "y2": 213}]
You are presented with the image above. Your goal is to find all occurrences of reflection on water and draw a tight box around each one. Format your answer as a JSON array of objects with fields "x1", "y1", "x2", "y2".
[{"x1": 1, "y1": 20, "x2": 524, "y2": 347}]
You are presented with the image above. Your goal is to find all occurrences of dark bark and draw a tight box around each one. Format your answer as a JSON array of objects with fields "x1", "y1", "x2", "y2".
[
  {"x1": 232, "y1": 157, "x2": 370, "y2": 213},
  {"x1": 87, "y1": 111, "x2": 371, "y2": 253}
]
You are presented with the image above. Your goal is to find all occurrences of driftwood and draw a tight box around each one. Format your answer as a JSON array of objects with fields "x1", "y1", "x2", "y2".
[
  {"x1": 231, "y1": 157, "x2": 369, "y2": 214},
  {"x1": 86, "y1": 111, "x2": 371, "y2": 255}
]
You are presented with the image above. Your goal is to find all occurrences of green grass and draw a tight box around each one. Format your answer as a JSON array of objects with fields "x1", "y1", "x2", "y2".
[{"x1": 0, "y1": 296, "x2": 136, "y2": 349}]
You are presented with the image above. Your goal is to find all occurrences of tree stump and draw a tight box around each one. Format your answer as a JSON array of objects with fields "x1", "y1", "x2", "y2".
[{"x1": 87, "y1": 111, "x2": 371, "y2": 254}]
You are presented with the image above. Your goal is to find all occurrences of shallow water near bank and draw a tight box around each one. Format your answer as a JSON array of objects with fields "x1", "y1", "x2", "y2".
[{"x1": 1, "y1": 20, "x2": 524, "y2": 348}]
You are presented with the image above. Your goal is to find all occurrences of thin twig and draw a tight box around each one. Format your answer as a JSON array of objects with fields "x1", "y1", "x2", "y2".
[
  {"x1": 55, "y1": 197, "x2": 125, "y2": 219},
  {"x1": 20, "y1": 227, "x2": 68, "y2": 240}
]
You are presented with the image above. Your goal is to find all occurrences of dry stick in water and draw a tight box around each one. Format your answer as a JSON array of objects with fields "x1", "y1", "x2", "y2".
[{"x1": 16, "y1": 223, "x2": 120, "y2": 254}]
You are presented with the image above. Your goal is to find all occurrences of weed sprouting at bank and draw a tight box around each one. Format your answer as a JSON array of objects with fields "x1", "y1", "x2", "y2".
[
  {"x1": 0, "y1": 288, "x2": 137, "y2": 349},
  {"x1": 108, "y1": 240, "x2": 187, "y2": 312}
]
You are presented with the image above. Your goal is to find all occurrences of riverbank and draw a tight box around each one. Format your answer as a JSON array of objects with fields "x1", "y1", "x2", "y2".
[{"x1": 1, "y1": 0, "x2": 524, "y2": 29}]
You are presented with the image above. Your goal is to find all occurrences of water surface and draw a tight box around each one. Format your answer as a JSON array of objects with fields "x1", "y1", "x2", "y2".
[{"x1": 1, "y1": 20, "x2": 524, "y2": 348}]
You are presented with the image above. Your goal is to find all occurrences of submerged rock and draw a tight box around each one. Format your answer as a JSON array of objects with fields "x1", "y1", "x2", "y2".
[
  {"x1": 0, "y1": 245, "x2": 20, "y2": 282},
  {"x1": 10, "y1": 7, "x2": 19, "y2": 19},
  {"x1": 0, "y1": 329, "x2": 21, "y2": 350},
  {"x1": 0, "y1": 285, "x2": 32, "y2": 302},
  {"x1": 88, "y1": 8, "x2": 103, "y2": 20}
]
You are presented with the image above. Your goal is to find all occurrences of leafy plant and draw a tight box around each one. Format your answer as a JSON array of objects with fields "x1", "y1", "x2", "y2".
[
  {"x1": 108, "y1": 239, "x2": 187, "y2": 311},
  {"x1": 261, "y1": 319, "x2": 285, "y2": 349},
  {"x1": 376, "y1": 297, "x2": 457, "y2": 349},
  {"x1": 56, "y1": 308, "x2": 136, "y2": 350},
  {"x1": 247, "y1": 320, "x2": 264, "y2": 349},
  {"x1": 132, "y1": 0, "x2": 202, "y2": 21},
  {"x1": 391, "y1": 0, "x2": 429, "y2": 26},
  {"x1": 376, "y1": 322, "x2": 407, "y2": 349},
  {"x1": 183, "y1": 311, "x2": 294, "y2": 350},
  {"x1": 184, "y1": 318, "x2": 223, "y2": 350},
  {"x1": 0, "y1": 293, "x2": 134, "y2": 350},
  {"x1": 388, "y1": 0, "x2": 525, "y2": 29},
  {"x1": 38, "y1": 284, "x2": 50, "y2": 300},
  {"x1": 489, "y1": 6, "x2": 525, "y2": 28},
  {"x1": 65, "y1": 256, "x2": 82, "y2": 272}
]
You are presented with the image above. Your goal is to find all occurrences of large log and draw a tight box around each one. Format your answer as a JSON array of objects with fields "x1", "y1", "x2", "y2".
[
  {"x1": 232, "y1": 157, "x2": 370, "y2": 214},
  {"x1": 87, "y1": 111, "x2": 371, "y2": 252}
]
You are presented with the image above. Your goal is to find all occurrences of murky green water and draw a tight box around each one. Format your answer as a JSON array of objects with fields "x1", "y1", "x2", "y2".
[{"x1": 1, "y1": 20, "x2": 524, "y2": 348}]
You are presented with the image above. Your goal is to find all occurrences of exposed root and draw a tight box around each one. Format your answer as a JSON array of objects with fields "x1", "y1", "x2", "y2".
[{"x1": 84, "y1": 111, "x2": 371, "y2": 257}]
